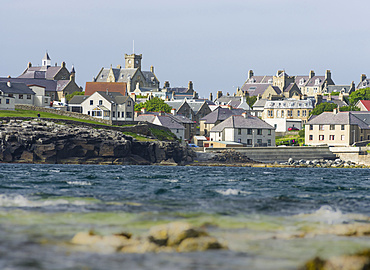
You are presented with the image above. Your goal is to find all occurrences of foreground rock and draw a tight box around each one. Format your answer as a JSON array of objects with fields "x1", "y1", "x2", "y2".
[
  {"x1": 0, "y1": 119, "x2": 194, "y2": 165},
  {"x1": 301, "y1": 249, "x2": 370, "y2": 270},
  {"x1": 71, "y1": 222, "x2": 225, "y2": 253}
]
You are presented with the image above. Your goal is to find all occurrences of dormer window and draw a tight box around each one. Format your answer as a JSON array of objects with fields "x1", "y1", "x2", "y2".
[
  {"x1": 299, "y1": 78, "x2": 305, "y2": 85},
  {"x1": 268, "y1": 79, "x2": 273, "y2": 84},
  {"x1": 315, "y1": 78, "x2": 321, "y2": 85},
  {"x1": 363, "y1": 81, "x2": 367, "y2": 86},
  {"x1": 250, "y1": 78, "x2": 256, "y2": 83}
]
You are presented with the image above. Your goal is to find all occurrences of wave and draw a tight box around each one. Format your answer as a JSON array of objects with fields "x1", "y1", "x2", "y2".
[
  {"x1": 215, "y1": 189, "x2": 251, "y2": 196},
  {"x1": 66, "y1": 181, "x2": 92, "y2": 186},
  {"x1": 297, "y1": 205, "x2": 346, "y2": 225},
  {"x1": 0, "y1": 194, "x2": 89, "y2": 207}
]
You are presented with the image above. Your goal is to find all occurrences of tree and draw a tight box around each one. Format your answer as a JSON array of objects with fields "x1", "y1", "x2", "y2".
[
  {"x1": 66, "y1": 91, "x2": 84, "y2": 102},
  {"x1": 349, "y1": 88, "x2": 370, "y2": 105},
  {"x1": 134, "y1": 97, "x2": 172, "y2": 113},
  {"x1": 245, "y1": 96, "x2": 257, "y2": 108},
  {"x1": 310, "y1": 102, "x2": 338, "y2": 115},
  {"x1": 339, "y1": 105, "x2": 360, "y2": 112}
]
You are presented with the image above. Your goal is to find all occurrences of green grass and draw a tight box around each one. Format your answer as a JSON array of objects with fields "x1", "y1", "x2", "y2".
[
  {"x1": 149, "y1": 128, "x2": 177, "y2": 141},
  {"x1": 276, "y1": 134, "x2": 304, "y2": 146},
  {"x1": 122, "y1": 132, "x2": 156, "y2": 142},
  {"x1": 0, "y1": 109, "x2": 109, "y2": 125}
]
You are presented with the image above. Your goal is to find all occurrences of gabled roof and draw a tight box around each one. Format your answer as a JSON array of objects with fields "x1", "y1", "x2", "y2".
[
  {"x1": 85, "y1": 82, "x2": 127, "y2": 96},
  {"x1": 270, "y1": 86, "x2": 282, "y2": 94},
  {"x1": 200, "y1": 107, "x2": 245, "y2": 124},
  {"x1": 0, "y1": 77, "x2": 58, "y2": 92},
  {"x1": 165, "y1": 100, "x2": 188, "y2": 111},
  {"x1": 306, "y1": 111, "x2": 370, "y2": 129},
  {"x1": 157, "y1": 116, "x2": 185, "y2": 129},
  {"x1": 0, "y1": 81, "x2": 35, "y2": 95},
  {"x1": 304, "y1": 76, "x2": 326, "y2": 87},
  {"x1": 211, "y1": 115, "x2": 274, "y2": 132},
  {"x1": 18, "y1": 66, "x2": 64, "y2": 80},
  {"x1": 83, "y1": 91, "x2": 131, "y2": 105},
  {"x1": 356, "y1": 100, "x2": 370, "y2": 111},
  {"x1": 95, "y1": 67, "x2": 137, "y2": 83},
  {"x1": 240, "y1": 83, "x2": 271, "y2": 97},
  {"x1": 187, "y1": 101, "x2": 207, "y2": 114},
  {"x1": 245, "y1": 75, "x2": 273, "y2": 84},
  {"x1": 69, "y1": 95, "x2": 88, "y2": 104},
  {"x1": 56, "y1": 80, "x2": 70, "y2": 91}
]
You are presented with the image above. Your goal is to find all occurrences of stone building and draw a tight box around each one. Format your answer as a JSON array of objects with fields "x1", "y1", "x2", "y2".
[
  {"x1": 94, "y1": 53, "x2": 159, "y2": 93},
  {"x1": 16, "y1": 52, "x2": 83, "y2": 100}
]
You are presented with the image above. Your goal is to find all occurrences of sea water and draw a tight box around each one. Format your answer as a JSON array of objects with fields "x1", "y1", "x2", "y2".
[{"x1": 0, "y1": 164, "x2": 369, "y2": 269}]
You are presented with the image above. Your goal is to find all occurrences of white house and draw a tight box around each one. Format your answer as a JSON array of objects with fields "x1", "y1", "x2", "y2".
[
  {"x1": 210, "y1": 113, "x2": 275, "y2": 147},
  {"x1": 79, "y1": 91, "x2": 135, "y2": 121},
  {"x1": 27, "y1": 85, "x2": 51, "y2": 107},
  {"x1": 0, "y1": 81, "x2": 35, "y2": 108}
]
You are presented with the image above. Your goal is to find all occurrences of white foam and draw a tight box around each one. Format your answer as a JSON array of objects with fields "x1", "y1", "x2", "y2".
[
  {"x1": 166, "y1": 179, "x2": 179, "y2": 183},
  {"x1": 298, "y1": 205, "x2": 346, "y2": 224},
  {"x1": 66, "y1": 181, "x2": 92, "y2": 186},
  {"x1": 215, "y1": 188, "x2": 250, "y2": 196},
  {"x1": 0, "y1": 194, "x2": 89, "y2": 207}
]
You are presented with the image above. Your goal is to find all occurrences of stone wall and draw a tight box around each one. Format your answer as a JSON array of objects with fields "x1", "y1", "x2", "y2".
[{"x1": 329, "y1": 147, "x2": 370, "y2": 165}]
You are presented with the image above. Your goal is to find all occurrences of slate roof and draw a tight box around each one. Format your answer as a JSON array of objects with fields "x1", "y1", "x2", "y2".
[
  {"x1": 200, "y1": 107, "x2": 245, "y2": 124},
  {"x1": 211, "y1": 115, "x2": 274, "y2": 132},
  {"x1": 321, "y1": 96, "x2": 348, "y2": 107},
  {"x1": 356, "y1": 79, "x2": 370, "y2": 89},
  {"x1": 306, "y1": 111, "x2": 370, "y2": 129},
  {"x1": 95, "y1": 68, "x2": 137, "y2": 83},
  {"x1": 0, "y1": 77, "x2": 58, "y2": 92},
  {"x1": 252, "y1": 99, "x2": 268, "y2": 109},
  {"x1": 165, "y1": 100, "x2": 186, "y2": 111},
  {"x1": 187, "y1": 101, "x2": 207, "y2": 114},
  {"x1": 69, "y1": 95, "x2": 88, "y2": 105},
  {"x1": 304, "y1": 76, "x2": 326, "y2": 87},
  {"x1": 56, "y1": 80, "x2": 70, "y2": 91},
  {"x1": 271, "y1": 86, "x2": 282, "y2": 94},
  {"x1": 84, "y1": 91, "x2": 131, "y2": 105},
  {"x1": 0, "y1": 81, "x2": 35, "y2": 95},
  {"x1": 166, "y1": 87, "x2": 189, "y2": 94},
  {"x1": 351, "y1": 111, "x2": 370, "y2": 125},
  {"x1": 18, "y1": 66, "x2": 64, "y2": 80},
  {"x1": 240, "y1": 83, "x2": 271, "y2": 97},
  {"x1": 264, "y1": 99, "x2": 313, "y2": 109},
  {"x1": 326, "y1": 85, "x2": 352, "y2": 93},
  {"x1": 136, "y1": 114, "x2": 185, "y2": 129},
  {"x1": 246, "y1": 75, "x2": 273, "y2": 84}
]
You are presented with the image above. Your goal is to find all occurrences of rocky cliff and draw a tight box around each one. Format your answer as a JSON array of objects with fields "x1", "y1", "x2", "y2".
[{"x1": 0, "y1": 119, "x2": 194, "y2": 165}]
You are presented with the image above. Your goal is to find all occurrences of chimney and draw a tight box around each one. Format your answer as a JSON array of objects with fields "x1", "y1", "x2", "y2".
[
  {"x1": 361, "y1": 74, "x2": 367, "y2": 82},
  {"x1": 257, "y1": 94, "x2": 261, "y2": 100},
  {"x1": 325, "y1": 70, "x2": 331, "y2": 80},
  {"x1": 7, "y1": 81, "x2": 11, "y2": 88},
  {"x1": 150, "y1": 65, "x2": 154, "y2": 73},
  {"x1": 217, "y1": 91, "x2": 223, "y2": 99},
  {"x1": 339, "y1": 92, "x2": 344, "y2": 101},
  {"x1": 70, "y1": 73, "x2": 75, "y2": 81},
  {"x1": 277, "y1": 70, "x2": 284, "y2": 76},
  {"x1": 248, "y1": 70, "x2": 254, "y2": 79},
  {"x1": 159, "y1": 111, "x2": 165, "y2": 116},
  {"x1": 333, "y1": 108, "x2": 338, "y2": 114},
  {"x1": 327, "y1": 93, "x2": 332, "y2": 101},
  {"x1": 130, "y1": 93, "x2": 136, "y2": 102},
  {"x1": 106, "y1": 88, "x2": 109, "y2": 95},
  {"x1": 117, "y1": 65, "x2": 121, "y2": 69},
  {"x1": 227, "y1": 92, "x2": 230, "y2": 96},
  {"x1": 315, "y1": 94, "x2": 323, "y2": 105},
  {"x1": 164, "y1": 81, "x2": 170, "y2": 88},
  {"x1": 171, "y1": 108, "x2": 176, "y2": 115},
  {"x1": 7, "y1": 75, "x2": 11, "y2": 78},
  {"x1": 242, "y1": 112, "x2": 248, "y2": 118},
  {"x1": 227, "y1": 104, "x2": 232, "y2": 110},
  {"x1": 309, "y1": 70, "x2": 315, "y2": 79},
  {"x1": 28, "y1": 62, "x2": 32, "y2": 68},
  {"x1": 141, "y1": 107, "x2": 146, "y2": 114},
  {"x1": 188, "y1": 81, "x2": 193, "y2": 90},
  {"x1": 209, "y1": 92, "x2": 213, "y2": 101},
  {"x1": 61, "y1": 62, "x2": 66, "y2": 68}
]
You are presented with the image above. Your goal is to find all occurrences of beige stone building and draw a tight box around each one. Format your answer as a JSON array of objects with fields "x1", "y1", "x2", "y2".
[
  {"x1": 305, "y1": 110, "x2": 370, "y2": 146},
  {"x1": 94, "y1": 53, "x2": 159, "y2": 93}
]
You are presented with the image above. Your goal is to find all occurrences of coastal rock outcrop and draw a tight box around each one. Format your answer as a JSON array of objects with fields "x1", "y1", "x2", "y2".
[
  {"x1": 71, "y1": 222, "x2": 225, "y2": 253},
  {"x1": 0, "y1": 119, "x2": 193, "y2": 165}
]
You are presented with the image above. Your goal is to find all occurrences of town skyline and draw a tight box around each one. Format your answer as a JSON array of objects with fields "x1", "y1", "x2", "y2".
[{"x1": 1, "y1": 0, "x2": 370, "y2": 98}]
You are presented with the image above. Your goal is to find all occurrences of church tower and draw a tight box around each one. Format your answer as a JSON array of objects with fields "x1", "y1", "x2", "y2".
[
  {"x1": 42, "y1": 52, "x2": 51, "y2": 67},
  {"x1": 125, "y1": 53, "x2": 142, "y2": 69}
]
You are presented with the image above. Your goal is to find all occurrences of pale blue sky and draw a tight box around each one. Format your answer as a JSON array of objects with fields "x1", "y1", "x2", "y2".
[{"x1": 1, "y1": 0, "x2": 369, "y2": 97}]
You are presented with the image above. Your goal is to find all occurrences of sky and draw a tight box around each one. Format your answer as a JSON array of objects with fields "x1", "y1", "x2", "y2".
[{"x1": 1, "y1": 0, "x2": 370, "y2": 98}]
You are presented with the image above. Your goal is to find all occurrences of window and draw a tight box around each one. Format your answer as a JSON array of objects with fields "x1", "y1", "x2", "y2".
[
  {"x1": 176, "y1": 129, "x2": 179, "y2": 133},
  {"x1": 247, "y1": 129, "x2": 252, "y2": 135},
  {"x1": 247, "y1": 139, "x2": 252, "y2": 145},
  {"x1": 238, "y1": 138, "x2": 241, "y2": 143},
  {"x1": 319, "y1": 135, "x2": 324, "y2": 141},
  {"x1": 19, "y1": 94, "x2": 23, "y2": 99},
  {"x1": 99, "y1": 100, "x2": 102, "y2": 105},
  {"x1": 297, "y1": 110, "x2": 300, "y2": 117},
  {"x1": 128, "y1": 101, "x2": 131, "y2": 106},
  {"x1": 88, "y1": 111, "x2": 90, "y2": 115},
  {"x1": 112, "y1": 111, "x2": 115, "y2": 117},
  {"x1": 309, "y1": 135, "x2": 313, "y2": 140},
  {"x1": 257, "y1": 139, "x2": 262, "y2": 144},
  {"x1": 281, "y1": 110, "x2": 284, "y2": 117},
  {"x1": 0, "y1": 99, "x2": 1, "y2": 104},
  {"x1": 341, "y1": 125, "x2": 345, "y2": 130},
  {"x1": 267, "y1": 139, "x2": 271, "y2": 146},
  {"x1": 303, "y1": 110, "x2": 307, "y2": 117},
  {"x1": 6, "y1": 99, "x2": 9, "y2": 104},
  {"x1": 126, "y1": 112, "x2": 132, "y2": 118},
  {"x1": 319, "y1": 125, "x2": 324, "y2": 131},
  {"x1": 268, "y1": 129, "x2": 271, "y2": 135},
  {"x1": 329, "y1": 135, "x2": 335, "y2": 140},
  {"x1": 341, "y1": 135, "x2": 345, "y2": 140},
  {"x1": 121, "y1": 112, "x2": 125, "y2": 118},
  {"x1": 330, "y1": 125, "x2": 335, "y2": 130},
  {"x1": 27, "y1": 95, "x2": 31, "y2": 99},
  {"x1": 8, "y1": 94, "x2": 13, "y2": 97},
  {"x1": 309, "y1": 125, "x2": 313, "y2": 130},
  {"x1": 238, "y1": 128, "x2": 241, "y2": 135},
  {"x1": 90, "y1": 100, "x2": 93, "y2": 105},
  {"x1": 257, "y1": 129, "x2": 262, "y2": 135},
  {"x1": 117, "y1": 112, "x2": 120, "y2": 118},
  {"x1": 287, "y1": 110, "x2": 292, "y2": 117}
]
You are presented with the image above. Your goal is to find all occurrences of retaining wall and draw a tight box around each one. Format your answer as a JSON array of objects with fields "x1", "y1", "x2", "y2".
[{"x1": 329, "y1": 147, "x2": 370, "y2": 166}]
